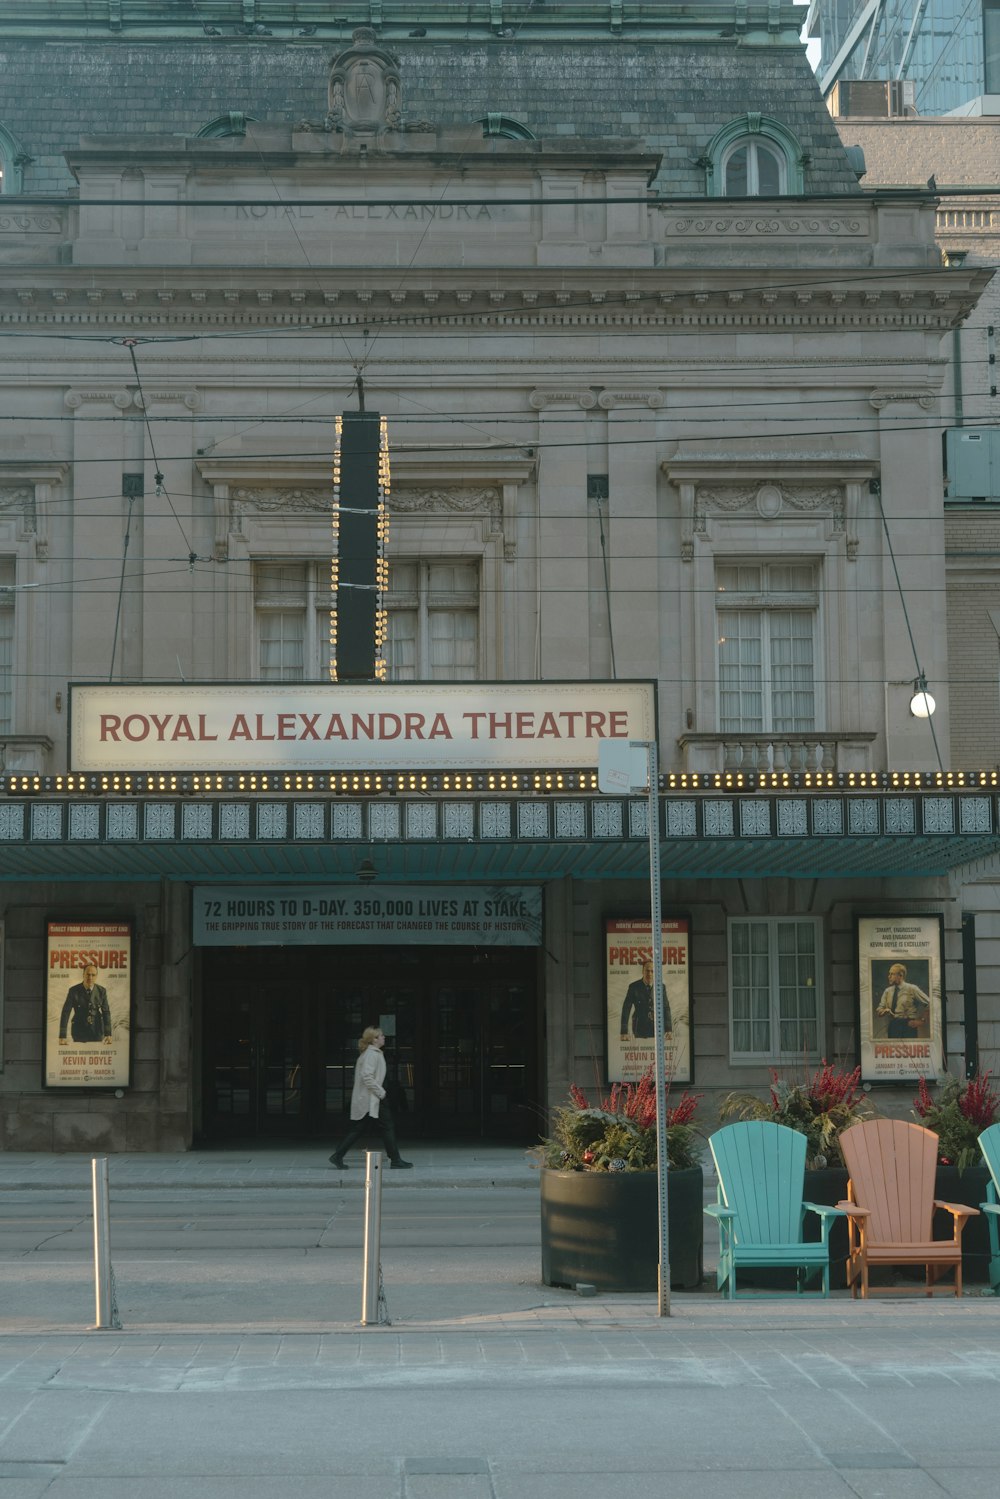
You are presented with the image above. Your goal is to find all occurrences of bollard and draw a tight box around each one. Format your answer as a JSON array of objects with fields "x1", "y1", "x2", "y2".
[
  {"x1": 91, "y1": 1156, "x2": 121, "y2": 1331},
  {"x1": 361, "y1": 1149, "x2": 387, "y2": 1326}
]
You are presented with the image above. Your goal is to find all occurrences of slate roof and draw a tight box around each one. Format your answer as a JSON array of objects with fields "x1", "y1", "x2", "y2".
[{"x1": 1, "y1": 22, "x2": 861, "y2": 197}]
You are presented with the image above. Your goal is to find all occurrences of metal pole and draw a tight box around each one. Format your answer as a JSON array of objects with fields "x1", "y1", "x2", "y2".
[
  {"x1": 91, "y1": 1156, "x2": 120, "y2": 1330},
  {"x1": 361, "y1": 1149, "x2": 384, "y2": 1326},
  {"x1": 646, "y1": 739, "x2": 671, "y2": 1317}
]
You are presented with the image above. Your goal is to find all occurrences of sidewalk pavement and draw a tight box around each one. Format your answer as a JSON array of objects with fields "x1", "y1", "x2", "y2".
[
  {"x1": 0, "y1": 1141, "x2": 540, "y2": 1191},
  {"x1": 3, "y1": 1147, "x2": 1000, "y2": 1498}
]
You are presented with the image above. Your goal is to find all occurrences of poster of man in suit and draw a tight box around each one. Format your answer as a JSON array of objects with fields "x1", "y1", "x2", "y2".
[
  {"x1": 606, "y1": 917, "x2": 691, "y2": 1083},
  {"x1": 44, "y1": 921, "x2": 132, "y2": 1088},
  {"x1": 857, "y1": 914, "x2": 944, "y2": 1083}
]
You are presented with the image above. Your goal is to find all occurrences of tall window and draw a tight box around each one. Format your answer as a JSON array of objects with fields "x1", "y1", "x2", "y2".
[
  {"x1": 254, "y1": 563, "x2": 315, "y2": 680},
  {"x1": 716, "y1": 562, "x2": 818, "y2": 734},
  {"x1": 0, "y1": 558, "x2": 14, "y2": 731},
  {"x1": 730, "y1": 917, "x2": 822, "y2": 1061},
  {"x1": 387, "y1": 562, "x2": 479, "y2": 680},
  {"x1": 253, "y1": 559, "x2": 480, "y2": 681}
]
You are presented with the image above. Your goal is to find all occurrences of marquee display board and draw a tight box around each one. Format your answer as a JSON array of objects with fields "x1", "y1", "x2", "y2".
[{"x1": 69, "y1": 680, "x2": 656, "y2": 773}]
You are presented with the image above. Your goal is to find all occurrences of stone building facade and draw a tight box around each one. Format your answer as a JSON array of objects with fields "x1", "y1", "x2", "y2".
[{"x1": 0, "y1": 3, "x2": 998, "y2": 1152}]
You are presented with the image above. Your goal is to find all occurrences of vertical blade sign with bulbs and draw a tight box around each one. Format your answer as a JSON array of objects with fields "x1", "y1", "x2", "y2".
[{"x1": 330, "y1": 411, "x2": 390, "y2": 683}]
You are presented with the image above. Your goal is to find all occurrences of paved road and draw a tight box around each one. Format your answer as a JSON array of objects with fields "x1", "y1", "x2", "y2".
[
  {"x1": 1, "y1": 1151, "x2": 999, "y2": 1497},
  {"x1": 1, "y1": 1185, "x2": 542, "y2": 1329}
]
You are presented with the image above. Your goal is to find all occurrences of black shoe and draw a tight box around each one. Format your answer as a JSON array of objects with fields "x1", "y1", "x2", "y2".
[
  {"x1": 329, "y1": 1155, "x2": 349, "y2": 1169},
  {"x1": 390, "y1": 1159, "x2": 414, "y2": 1170}
]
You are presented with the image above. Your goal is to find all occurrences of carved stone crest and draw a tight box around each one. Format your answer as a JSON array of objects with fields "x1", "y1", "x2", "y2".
[{"x1": 327, "y1": 28, "x2": 402, "y2": 136}]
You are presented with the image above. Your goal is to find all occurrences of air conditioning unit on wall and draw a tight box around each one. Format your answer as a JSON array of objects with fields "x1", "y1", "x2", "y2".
[
  {"x1": 827, "y1": 80, "x2": 916, "y2": 117},
  {"x1": 945, "y1": 428, "x2": 1000, "y2": 501}
]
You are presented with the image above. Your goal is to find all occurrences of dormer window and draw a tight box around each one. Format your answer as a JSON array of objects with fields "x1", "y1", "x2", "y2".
[
  {"x1": 721, "y1": 139, "x2": 785, "y2": 196},
  {"x1": 476, "y1": 114, "x2": 535, "y2": 141},
  {"x1": 196, "y1": 113, "x2": 256, "y2": 140},
  {"x1": 704, "y1": 114, "x2": 804, "y2": 197},
  {"x1": 0, "y1": 123, "x2": 26, "y2": 194}
]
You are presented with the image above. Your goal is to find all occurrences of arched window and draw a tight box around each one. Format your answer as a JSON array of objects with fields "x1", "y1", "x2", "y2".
[
  {"x1": 475, "y1": 114, "x2": 536, "y2": 141},
  {"x1": 196, "y1": 113, "x2": 256, "y2": 139},
  {"x1": 703, "y1": 114, "x2": 804, "y2": 197},
  {"x1": 721, "y1": 138, "x2": 785, "y2": 195},
  {"x1": 0, "y1": 123, "x2": 27, "y2": 194}
]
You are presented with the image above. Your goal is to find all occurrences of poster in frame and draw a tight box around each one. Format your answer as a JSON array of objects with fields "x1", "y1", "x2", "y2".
[
  {"x1": 605, "y1": 917, "x2": 691, "y2": 1084},
  {"x1": 43, "y1": 921, "x2": 133, "y2": 1090},
  {"x1": 856, "y1": 913, "x2": 945, "y2": 1084}
]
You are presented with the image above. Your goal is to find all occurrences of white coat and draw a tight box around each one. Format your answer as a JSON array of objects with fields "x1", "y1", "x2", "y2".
[{"x1": 350, "y1": 1044, "x2": 387, "y2": 1121}]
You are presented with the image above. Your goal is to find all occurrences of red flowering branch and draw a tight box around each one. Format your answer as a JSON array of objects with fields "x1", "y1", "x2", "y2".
[
  {"x1": 566, "y1": 1066, "x2": 701, "y2": 1132},
  {"x1": 914, "y1": 1075, "x2": 935, "y2": 1120}
]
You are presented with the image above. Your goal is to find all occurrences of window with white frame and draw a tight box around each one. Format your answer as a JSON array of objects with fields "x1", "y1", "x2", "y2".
[
  {"x1": 386, "y1": 561, "x2": 479, "y2": 681},
  {"x1": 253, "y1": 562, "x2": 321, "y2": 681},
  {"x1": 716, "y1": 561, "x2": 818, "y2": 734},
  {"x1": 703, "y1": 114, "x2": 804, "y2": 197},
  {"x1": 253, "y1": 559, "x2": 480, "y2": 681},
  {"x1": 0, "y1": 558, "x2": 14, "y2": 732},
  {"x1": 730, "y1": 916, "x2": 822, "y2": 1061},
  {"x1": 721, "y1": 138, "x2": 785, "y2": 195}
]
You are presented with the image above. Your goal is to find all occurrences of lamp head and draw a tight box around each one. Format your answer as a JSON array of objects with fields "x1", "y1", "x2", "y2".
[{"x1": 909, "y1": 675, "x2": 936, "y2": 718}]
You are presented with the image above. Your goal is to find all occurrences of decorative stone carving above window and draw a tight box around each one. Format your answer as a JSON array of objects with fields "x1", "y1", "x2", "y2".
[
  {"x1": 0, "y1": 465, "x2": 66, "y2": 558},
  {"x1": 231, "y1": 487, "x2": 333, "y2": 520},
  {"x1": 694, "y1": 482, "x2": 845, "y2": 525},
  {"x1": 663, "y1": 454, "x2": 876, "y2": 563},
  {"x1": 217, "y1": 483, "x2": 511, "y2": 560},
  {"x1": 0, "y1": 486, "x2": 34, "y2": 528}
]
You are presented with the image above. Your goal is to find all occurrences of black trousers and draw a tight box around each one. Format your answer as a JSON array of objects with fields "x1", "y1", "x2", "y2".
[{"x1": 333, "y1": 1102, "x2": 403, "y2": 1164}]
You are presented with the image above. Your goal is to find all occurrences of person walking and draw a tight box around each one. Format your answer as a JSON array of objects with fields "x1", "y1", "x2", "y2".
[{"x1": 329, "y1": 1026, "x2": 413, "y2": 1170}]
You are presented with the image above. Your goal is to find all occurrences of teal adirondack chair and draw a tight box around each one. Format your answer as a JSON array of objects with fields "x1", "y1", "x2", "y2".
[
  {"x1": 978, "y1": 1122, "x2": 1000, "y2": 1296},
  {"x1": 707, "y1": 1121, "x2": 846, "y2": 1299}
]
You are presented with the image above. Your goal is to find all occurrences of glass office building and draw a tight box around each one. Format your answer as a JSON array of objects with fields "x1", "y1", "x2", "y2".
[{"x1": 811, "y1": 0, "x2": 1000, "y2": 115}]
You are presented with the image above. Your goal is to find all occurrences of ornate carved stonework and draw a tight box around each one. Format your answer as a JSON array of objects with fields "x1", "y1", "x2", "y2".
[
  {"x1": 597, "y1": 390, "x2": 664, "y2": 409},
  {"x1": 65, "y1": 389, "x2": 132, "y2": 409},
  {"x1": 869, "y1": 389, "x2": 936, "y2": 411},
  {"x1": 392, "y1": 486, "x2": 501, "y2": 518},
  {"x1": 0, "y1": 211, "x2": 61, "y2": 234},
  {"x1": 231, "y1": 487, "x2": 333, "y2": 521},
  {"x1": 220, "y1": 482, "x2": 510, "y2": 557},
  {"x1": 668, "y1": 216, "x2": 865, "y2": 237},
  {"x1": 694, "y1": 483, "x2": 844, "y2": 527},
  {"x1": 529, "y1": 389, "x2": 597, "y2": 410},
  {"x1": 0, "y1": 486, "x2": 34, "y2": 527},
  {"x1": 327, "y1": 28, "x2": 402, "y2": 136}
]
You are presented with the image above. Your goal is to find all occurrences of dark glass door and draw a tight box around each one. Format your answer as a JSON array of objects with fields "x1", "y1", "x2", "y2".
[
  {"x1": 202, "y1": 956, "x2": 309, "y2": 1139},
  {"x1": 200, "y1": 944, "x2": 539, "y2": 1142}
]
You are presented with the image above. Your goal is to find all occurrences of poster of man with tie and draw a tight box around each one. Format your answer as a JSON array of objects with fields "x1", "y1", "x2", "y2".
[
  {"x1": 44, "y1": 921, "x2": 133, "y2": 1089},
  {"x1": 605, "y1": 917, "x2": 691, "y2": 1084},
  {"x1": 857, "y1": 914, "x2": 944, "y2": 1083}
]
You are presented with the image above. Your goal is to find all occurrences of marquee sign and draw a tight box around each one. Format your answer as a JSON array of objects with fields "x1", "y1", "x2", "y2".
[
  {"x1": 192, "y1": 883, "x2": 542, "y2": 947},
  {"x1": 69, "y1": 681, "x2": 655, "y2": 772}
]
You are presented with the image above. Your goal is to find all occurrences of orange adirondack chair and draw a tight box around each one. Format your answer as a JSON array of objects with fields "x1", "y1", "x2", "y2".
[{"x1": 838, "y1": 1118, "x2": 979, "y2": 1298}]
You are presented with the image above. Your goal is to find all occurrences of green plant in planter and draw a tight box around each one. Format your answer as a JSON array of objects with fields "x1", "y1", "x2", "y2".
[
  {"x1": 720, "y1": 1061, "x2": 874, "y2": 1168},
  {"x1": 913, "y1": 1070, "x2": 1000, "y2": 1171},
  {"x1": 539, "y1": 1068, "x2": 702, "y2": 1173}
]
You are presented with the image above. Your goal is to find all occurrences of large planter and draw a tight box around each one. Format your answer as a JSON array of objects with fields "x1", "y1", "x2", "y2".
[
  {"x1": 540, "y1": 1165, "x2": 704, "y2": 1292},
  {"x1": 934, "y1": 1164, "x2": 992, "y2": 1286}
]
